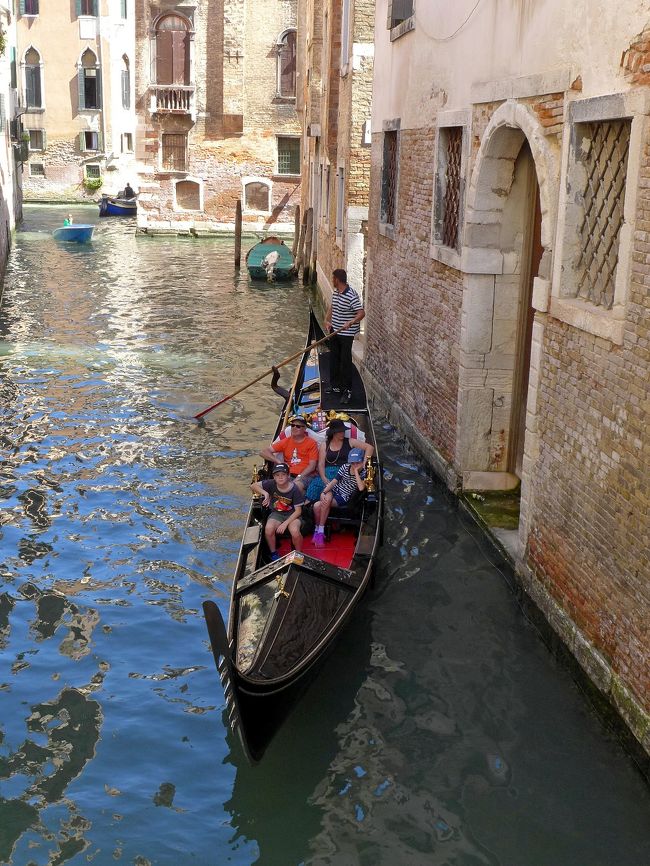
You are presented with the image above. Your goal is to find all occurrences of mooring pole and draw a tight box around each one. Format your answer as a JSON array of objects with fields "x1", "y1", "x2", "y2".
[
  {"x1": 234, "y1": 199, "x2": 242, "y2": 268},
  {"x1": 292, "y1": 205, "x2": 300, "y2": 257},
  {"x1": 302, "y1": 208, "x2": 313, "y2": 285},
  {"x1": 295, "y1": 210, "x2": 307, "y2": 271}
]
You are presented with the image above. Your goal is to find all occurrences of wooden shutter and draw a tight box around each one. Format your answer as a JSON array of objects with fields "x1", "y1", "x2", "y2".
[
  {"x1": 10, "y1": 47, "x2": 16, "y2": 89},
  {"x1": 19, "y1": 0, "x2": 26, "y2": 15},
  {"x1": 96, "y1": 69, "x2": 102, "y2": 109},
  {"x1": 75, "y1": 0, "x2": 82, "y2": 17},
  {"x1": 42, "y1": 129, "x2": 47, "y2": 149},
  {"x1": 78, "y1": 67, "x2": 85, "y2": 110},
  {"x1": 171, "y1": 30, "x2": 189, "y2": 85},
  {"x1": 280, "y1": 32, "x2": 296, "y2": 97},
  {"x1": 79, "y1": 131, "x2": 86, "y2": 152},
  {"x1": 156, "y1": 31, "x2": 173, "y2": 84},
  {"x1": 97, "y1": 130, "x2": 103, "y2": 152}
]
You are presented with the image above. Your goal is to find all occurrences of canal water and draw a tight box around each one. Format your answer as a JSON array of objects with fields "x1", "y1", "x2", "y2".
[{"x1": 0, "y1": 206, "x2": 648, "y2": 866}]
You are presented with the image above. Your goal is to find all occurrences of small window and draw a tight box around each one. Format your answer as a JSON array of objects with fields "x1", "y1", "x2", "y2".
[
  {"x1": 162, "y1": 133, "x2": 187, "y2": 171},
  {"x1": 77, "y1": 0, "x2": 98, "y2": 16},
  {"x1": 28, "y1": 129, "x2": 45, "y2": 150},
  {"x1": 85, "y1": 163, "x2": 101, "y2": 179},
  {"x1": 244, "y1": 181, "x2": 270, "y2": 212},
  {"x1": 387, "y1": 0, "x2": 414, "y2": 29},
  {"x1": 276, "y1": 30, "x2": 296, "y2": 98},
  {"x1": 380, "y1": 129, "x2": 399, "y2": 226},
  {"x1": 81, "y1": 131, "x2": 100, "y2": 151},
  {"x1": 121, "y1": 132, "x2": 133, "y2": 152},
  {"x1": 277, "y1": 137, "x2": 300, "y2": 175},
  {"x1": 440, "y1": 127, "x2": 463, "y2": 251},
  {"x1": 29, "y1": 162, "x2": 45, "y2": 176},
  {"x1": 79, "y1": 49, "x2": 101, "y2": 110},
  {"x1": 21, "y1": 0, "x2": 40, "y2": 15}
]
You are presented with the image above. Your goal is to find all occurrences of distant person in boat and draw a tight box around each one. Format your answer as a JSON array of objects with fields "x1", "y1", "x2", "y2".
[
  {"x1": 63, "y1": 214, "x2": 73, "y2": 226},
  {"x1": 270, "y1": 366, "x2": 290, "y2": 401},
  {"x1": 325, "y1": 269, "x2": 365, "y2": 405},
  {"x1": 305, "y1": 418, "x2": 373, "y2": 502},
  {"x1": 260, "y1": 414, "x2": 318, "y2": 493},
  {"x1": 251, "y1": 462, "x2": 304, "y2": 560},
  {"x1": 311, "y1": 448, "x2": 367, "y2": 547},
  {"x1": 123, "y1": 182, "x2": 135, "y2": 199}
]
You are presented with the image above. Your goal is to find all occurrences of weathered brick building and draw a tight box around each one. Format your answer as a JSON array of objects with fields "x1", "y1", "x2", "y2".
[
  {"x1": 363, "y1": 1, "x2": 650, "y2": 756},
  {"x1": 296, "y1": 0, "x2": 374, "y2": 295},
  {"x1": 134, "y1": 0, "x2": 301, "y2": 232},
  {"x1": 16, "y1": 0, "x2": 137, "y2": 202}
]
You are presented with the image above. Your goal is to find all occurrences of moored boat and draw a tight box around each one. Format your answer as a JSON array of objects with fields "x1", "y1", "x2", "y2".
[
  {"x1": 203, "y1": 311, "x2": 383, "y2": 762},
  {"x1": 52, "y1": 224, "x2": 94, "y2": 243},
  {"x1": 99, "y1": 195, "x2": 137, "y2": 217},
  {"x1": 246, "y1": 236, "x2": 296, "y2": 281}
]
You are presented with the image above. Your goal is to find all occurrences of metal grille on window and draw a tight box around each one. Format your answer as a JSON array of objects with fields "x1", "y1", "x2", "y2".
[
  {"x1": 278, "y1": 138, "x2": 300, "y2": 174},
  {"x1": 442, "y1": 127, "x2": 462, "y2": 250},
  {"x1": 162, "y1": 134, "x2": 187, "y2": 171},
  {"x1": 381, "y1": 130, "x2": 398, "y2": 225},
  {"x1": 575, "y1": 119, "x2": 631, "y2": 310}
]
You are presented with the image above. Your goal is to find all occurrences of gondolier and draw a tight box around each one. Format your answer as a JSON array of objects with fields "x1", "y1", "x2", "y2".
[{"x1": 325, "y1": 269, "x2": 365, "y2": 404}]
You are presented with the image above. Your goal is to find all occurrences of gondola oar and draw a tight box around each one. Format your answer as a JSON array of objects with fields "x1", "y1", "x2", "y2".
[{"x1": 194, "y1": 324, "x2": 347, "y2": 420}]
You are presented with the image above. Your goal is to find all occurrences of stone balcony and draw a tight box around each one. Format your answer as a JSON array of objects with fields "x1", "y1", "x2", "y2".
[{"x1": 149, "y1": 85, "x2": 195, "y2": 117}]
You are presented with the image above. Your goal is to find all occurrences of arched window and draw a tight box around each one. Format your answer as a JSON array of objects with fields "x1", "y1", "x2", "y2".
[
  {"x1": 276, "y1": 29, "x2": 296, "y2": 98},
  {"x1": 155, "y1": 14, "x2": 190, "y2": 85},
  {"x1": 175, "y1": 179, "x2": 201, "y2": 211},
  {"x1": 243, "y1": 179, "x2": 271, "y2": 213},
  {"x1": 121, "y1": 55, "x2": 130, "y2": 109},
  {"x1": 78, "y1": 48, "x2": 101, "y2": 110},
  {"x1": 24, "y1": 47, "x2": 42, "y2": 109}
]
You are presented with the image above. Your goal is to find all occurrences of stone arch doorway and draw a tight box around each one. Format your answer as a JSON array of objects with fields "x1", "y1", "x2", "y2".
[{"x1": 457, "y1": 102, "x2": 556, "y2": 499}]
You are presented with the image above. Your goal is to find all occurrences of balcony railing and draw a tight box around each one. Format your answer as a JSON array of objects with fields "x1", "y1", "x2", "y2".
[{"x1": 149, "y1": 85, "x2": 195, "y2": 115}]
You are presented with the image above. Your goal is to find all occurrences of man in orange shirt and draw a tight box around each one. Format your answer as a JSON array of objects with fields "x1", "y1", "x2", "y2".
[{"x1": 260, "y1": 414, "x2": 318, "y2": 493}]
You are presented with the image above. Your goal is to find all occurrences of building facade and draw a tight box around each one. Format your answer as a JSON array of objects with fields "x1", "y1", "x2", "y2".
[
  {"x1": 297, "y1": 0, "x2": 374, "y2": 297},
  {"x1": 16, "y1": 0, "x2": 137, "y2": 202},
  {"x1": 0, "y1": 3, "x2": 23, "y2": 280},
  {"x1": 134, "y1": 0, "x2": 301, "y2": 232},
  {"x1": 365, "y1": 1, "x2": 650, "y2": 755}
]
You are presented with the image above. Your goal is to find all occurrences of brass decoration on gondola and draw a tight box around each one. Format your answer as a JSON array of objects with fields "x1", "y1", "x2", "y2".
[
  {"x1": 365, "y1": 458, "x2": 376, "y2": 493},
  {"x1": 251, "y1": 463, "x2": 263, "y2": 502}
]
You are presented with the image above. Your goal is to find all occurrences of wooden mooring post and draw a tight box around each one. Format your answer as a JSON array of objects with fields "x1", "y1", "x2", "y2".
[
  {"x1": 302, "y1": 208, "x2": 313, "y2": 285},
  {"x1": 292, "y1": 205, "x2": 300, "y2": 258},
  {"x1": 295, "y1": 209, "x2": 307, "y2": 272},
  {"x1": 234, "y1": 199, "x2": 242, "y2": 268}
]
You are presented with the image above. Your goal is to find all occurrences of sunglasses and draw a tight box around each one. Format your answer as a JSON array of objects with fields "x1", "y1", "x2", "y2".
[{"x1": 290, "y1": 422, "x2": 306, "y2": 428}]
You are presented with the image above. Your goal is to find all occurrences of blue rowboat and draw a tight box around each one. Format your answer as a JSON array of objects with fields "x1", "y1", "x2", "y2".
[
  {"x1": 246, "y1": 236, "x2": 296, "y2": 281},
  {"x1": 99, "y1": 195, "x2": 137, "y2": 217},
  {"x1": 52, "y1": 224, "x2": 94, "y2": 243}
]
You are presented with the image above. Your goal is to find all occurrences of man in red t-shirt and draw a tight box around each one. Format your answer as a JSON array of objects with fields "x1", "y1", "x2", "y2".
[{"x1": 260, "y1": 414, "x2": 318, "y2": 493}]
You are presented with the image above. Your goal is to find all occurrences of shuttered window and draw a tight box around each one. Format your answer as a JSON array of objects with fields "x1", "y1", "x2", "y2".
[
  {"x1": 79, "y1": 131, "x2": 101, "y2": 152},
  {"x1": 121, "y1": 69, "x2": 130, "y2": 109},
  {"x1": 155, "y1": 15, "x2": 190, "y2": 85},
  {"x1": 387, "y1": 0, "x2": 413, "y2": 28},
  {"x1": 277, "y1": 30, "x2": 296, "y2": 98},
  {"x1": 20, "y1": 0, "x2": 40, "y2": 15},
  {"x1": 162, "y1": 133, "x2": 187, "y2": 171},
  {"x1": 76, "y1": 0, "x2": 98, "y2": 16},
  {"x1": 277, "y1": 137, "x2": 300, "y2": 175},
  {"x1": 29, "y1": 129, "x2": 46, "y2": 150},
  {"x1": 25, "y1": 52, "x2": 42, "y2": 109},
  {"x1": 78, "y1": 50, "x2": 101, "y2": 110}
]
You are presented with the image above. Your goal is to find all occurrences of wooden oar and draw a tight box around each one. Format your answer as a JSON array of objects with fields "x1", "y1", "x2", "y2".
[{"x1": 194, "y1": 324, "x2": 347, "y2": 420}]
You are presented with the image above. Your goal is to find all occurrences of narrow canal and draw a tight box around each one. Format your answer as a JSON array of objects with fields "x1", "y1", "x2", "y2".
[{"x1": 0, "y1": 206, "x2": 648, "y2": 866}]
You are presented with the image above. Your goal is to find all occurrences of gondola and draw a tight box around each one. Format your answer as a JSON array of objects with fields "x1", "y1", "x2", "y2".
[
  {"x1": 203, "y1": 311, "x2": 383, "y2": 763},
  {"x1": 99, "y1": 194, "x2": 137, "y2": 217}
]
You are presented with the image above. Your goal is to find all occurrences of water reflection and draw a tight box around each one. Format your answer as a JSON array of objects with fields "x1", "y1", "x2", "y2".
[{"x1": 0, "y1": 208, "x2": 649, "y2": 865}]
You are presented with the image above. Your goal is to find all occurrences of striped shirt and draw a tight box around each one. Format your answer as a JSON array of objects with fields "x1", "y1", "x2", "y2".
[
  {"x1": 331, "y1": 285, "x2": 363, "y2": 337},
  {"x1": 334, "y1": 464, "x2": 366, "y2": 503}
]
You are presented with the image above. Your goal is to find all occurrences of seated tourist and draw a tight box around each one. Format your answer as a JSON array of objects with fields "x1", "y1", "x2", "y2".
[
  {"x1": 259, "y1": 414, "x2": 318, "y2": 493},
  {"x1": 305, "y1": 418, "x2": 373, "y2": 502},
  {"x1": 311, "y1": 448, "x2": 367, "y2": 547},
  {"x1": 251, "y1": 463, "x2": 304, "y2": 561}
]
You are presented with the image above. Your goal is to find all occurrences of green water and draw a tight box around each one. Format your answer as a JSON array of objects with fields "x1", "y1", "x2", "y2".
[{"x1": 0, "y1": 206, "x2": 648, "y2": 866}]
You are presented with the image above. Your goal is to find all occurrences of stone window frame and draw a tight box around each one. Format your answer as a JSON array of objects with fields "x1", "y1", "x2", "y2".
[
  {"x1": 242, "y1": 176, "x2": 272, "y2": 215},
  {"x1": 335, "y1": 163, "x2": 345, "y2": 249},
  {"x1": 551, "y1": 90, "x2": 649, "y2": 345},
  {"x1": 85, "y1": 163, "x2": 101, "y2": 179},
  {"x1": 29, "y1": 161, "x2": 45, "y2": 177},
  {"x1": 160, "y1": 132, "x2": 188, "y2": 173},
  {"x1": 430, "y1": 108, "x2": 471, "y2": 270},
  {"x1": 275, "y1": 29, "x2": 297, "y2": 100},
  {"x1": 28, "y1": 128, "x2": 46, "y2": 151},
  {"x1": 173, "y1": 176, "x2": 204, "y2": 213},
  {"x1": 387, "y1": 0, "x2": 415, "y2": 42},
  {"x1": 22, "y1": 45, "x2": 45, "y2": 112},
  {"x1": 276, "y1": 134, "x2": 301, "y2": 177},
  {"x1": 378, "y1": 118, "x2": 400, "y2": 240},
  {"x1": 121, "y1": 132, "x2": 133, "y2": 153},
  {"x1": 77, "y1": 47, "x2": 102, "y2": 112}
]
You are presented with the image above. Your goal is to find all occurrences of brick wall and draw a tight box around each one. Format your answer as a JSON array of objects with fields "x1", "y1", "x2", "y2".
[{"x1": 366, "y1": 127, "x2": 463, "y2": 464}]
